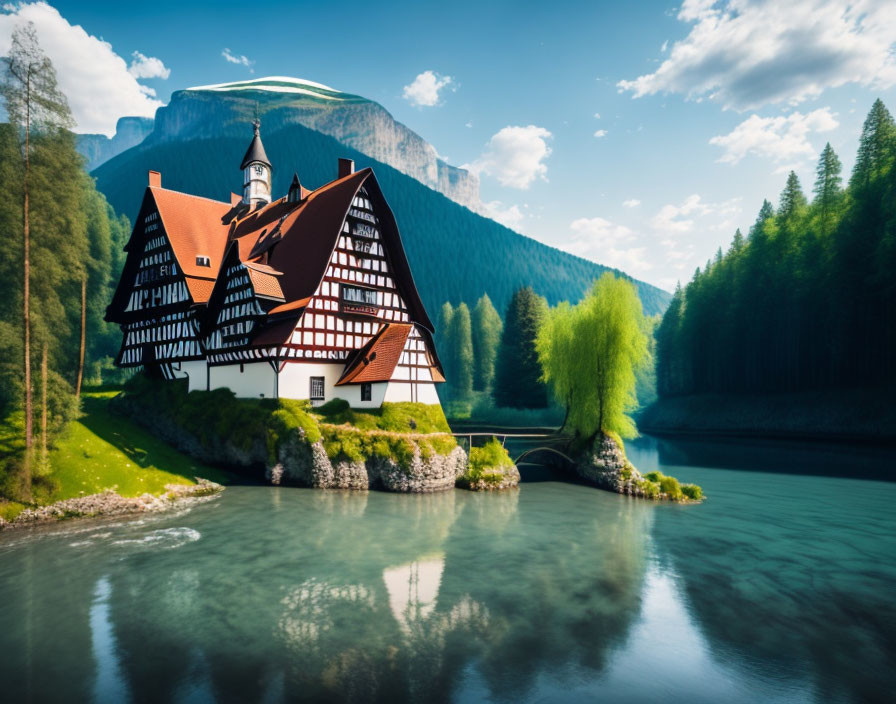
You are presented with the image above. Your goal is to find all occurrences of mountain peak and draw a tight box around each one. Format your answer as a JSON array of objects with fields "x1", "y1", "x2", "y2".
[{"x1": 185, "y1": 76, "x2": 364, "y2": 102}]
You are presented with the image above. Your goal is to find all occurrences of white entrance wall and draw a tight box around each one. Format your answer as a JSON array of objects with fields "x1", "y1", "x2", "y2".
[{"x1": 209, "y1": 362, "x2": 276, "y2": 399}]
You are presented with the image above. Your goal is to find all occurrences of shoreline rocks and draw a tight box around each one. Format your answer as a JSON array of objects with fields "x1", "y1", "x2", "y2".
[
  {"x1": 269, "y1": 432, "x2": 469, "y2": 492},
  {"x1": 571, "y1": 433, "x2": 702, "y2": 502},
  {"x1": 1, "y1": 478, "x2": 223, "y2": 530}
]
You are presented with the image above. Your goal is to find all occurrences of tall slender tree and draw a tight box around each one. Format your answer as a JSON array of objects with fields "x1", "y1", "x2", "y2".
[
  {"x1": 446, "y1": 303, "x2": 473, "y2": 401},
  {"x1": 1, "y1": 22, "x2": 73, "y2": 492},
  {"x1": 850, "y1": 99, "x2": 895, "y2": 189},
  {"x1": 493, "y1": 287, "x2": 548, "y2": 408},
  {"x1": 813, "y1": 143, "x2": 842, "y2": 236},
  {"x1": 436, "y1": 302, "x2": 455, "y2": 391},
  {"x1": 471, "y1": 294, "x2": 503, "y2": 392}
]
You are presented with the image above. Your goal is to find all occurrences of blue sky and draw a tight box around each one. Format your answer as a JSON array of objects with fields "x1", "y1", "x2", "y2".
[{"x1": 2, "y1": 0, "x2": 895, "y2": 291}]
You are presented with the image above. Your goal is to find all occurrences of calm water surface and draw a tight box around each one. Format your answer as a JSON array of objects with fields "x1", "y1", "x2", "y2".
[{"x1": 1, "y1": 436, "x2": 894, "y2": 703}]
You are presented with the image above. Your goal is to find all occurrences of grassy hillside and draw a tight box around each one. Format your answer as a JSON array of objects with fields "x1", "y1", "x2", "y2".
[
  {"x1": 92, "y1": 122, "x2": 670, "y2": 317},
  {"x1": 0, "y1": 392, "x2": 229, "y2": 521}
]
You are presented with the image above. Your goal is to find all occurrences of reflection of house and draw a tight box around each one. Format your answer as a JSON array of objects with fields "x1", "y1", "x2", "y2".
[
  {"x1": 383, "y1": 557, "x2": 445, "y2": 634},
  {"x1": 105, "y1": 121, "x2": 445, "y2": 408}
]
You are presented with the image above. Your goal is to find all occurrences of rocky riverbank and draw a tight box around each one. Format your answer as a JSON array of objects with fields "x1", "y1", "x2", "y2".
[
  {"x1": 268, "y1": 428, "x2": 468, "y2": 492},
  {"x1": 571, "y1": 433, "x2": 702, "y2": 502},
  {"x1": 0, "y1": 479, "x2": 223, "y2": 530}
]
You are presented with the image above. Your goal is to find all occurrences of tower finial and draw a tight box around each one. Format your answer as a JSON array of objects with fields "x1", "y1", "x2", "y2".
[{"x1": 253, "y1": 102, "x2": 260, "y2": 134}]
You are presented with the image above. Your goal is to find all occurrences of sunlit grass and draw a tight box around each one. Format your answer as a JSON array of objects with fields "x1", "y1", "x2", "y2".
[{"x1": 45, "y1": 392, "x2": 230, "y2": 501}]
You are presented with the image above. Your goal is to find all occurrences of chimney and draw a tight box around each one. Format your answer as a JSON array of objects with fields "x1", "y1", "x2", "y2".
[
  {"x1": 148, "y1": 170, "x2": 161, "y2": 188},
  {"x1": 338, "y1": 158, "x2": 354, "y2": 179}
]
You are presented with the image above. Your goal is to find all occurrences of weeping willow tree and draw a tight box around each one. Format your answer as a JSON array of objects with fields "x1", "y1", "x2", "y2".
[{"x1": 537, "y1": 273, "x2": 650, "y2": 440}]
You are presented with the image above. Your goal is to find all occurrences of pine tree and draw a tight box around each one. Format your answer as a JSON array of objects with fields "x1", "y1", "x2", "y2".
[
  {"x1": 493, "y1": 287, "x2": 548, "y2": 408},
  {"x1": 813, "y1": 143, "x2": 842, "y2": 236},
  {"x1": 446, "y1": 303, "x2": 473, "y2": 401},
  {"x1": 471, "y1": 294, "x2": 502, "y2": 391},
  {"x1": 778, "y1": 171, "x2": 807, "y2": 222},
  {"x1": 1, "y1": 22, "x2": 73, "y2": 495},
  {"x1": 436, "y1": 302, "x2": 454, "y2": 392},
  {"x1": 850, "y1": 99, "x2": 895, "y2": 189}
]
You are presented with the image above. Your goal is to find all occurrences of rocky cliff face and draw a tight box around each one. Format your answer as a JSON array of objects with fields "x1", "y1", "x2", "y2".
[
  {"x1": 76, "y1": 117, "x2": 154, "y2": 171},
  {"x1": 146, "y1": 78, "x2": 484, "y2": 213}
]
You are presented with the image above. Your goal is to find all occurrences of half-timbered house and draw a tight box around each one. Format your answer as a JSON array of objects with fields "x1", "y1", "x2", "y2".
[{"x1": 106, "y1": 121, "x2": 445, "y2": 408}]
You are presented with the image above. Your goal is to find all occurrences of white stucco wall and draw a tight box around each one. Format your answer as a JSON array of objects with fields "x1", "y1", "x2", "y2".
[
  {"x1": 209, "y1": 362, "x2": 276, "y2": 399},
  {"x1": 278, "y1": 361, "x2": 345, "y2": 405},
  {"x1": 383, "y1": 382, "x2": 440, "y2": 404},
  {"x1": 331, "y1": 381, "x2": 388, "y2": 408},
  {"x1": 170, "y1": 360, "x2": 208, "y2": 392},
  {"x1": 201, "y1": 358, "x2": 442, "y2": 408}
]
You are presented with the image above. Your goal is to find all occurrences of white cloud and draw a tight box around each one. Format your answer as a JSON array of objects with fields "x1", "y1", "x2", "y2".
[
  {"x1": 709, "y1": 108, "x2": 838, "y2": 164},
  {"x1": 222, "y1": 48, "x2": 253, "y2": 71},
  {"x1": 651, "y1": 193, "x2": 741, "y2": 234},
  {"x1": 593, "y1": 129, "x2": 607, "y2": 138},
  {"x1": 128, "y1": 51, "x2": 170, "y2": 79},
  {"x1": 0, "y1": 2, "x2": 165, "y2": 135},
  {"x1": 485, "y1": 200, "x2": 526, "y2": 230},
  {"x1": 593, "y1": 112, "x2": 601, "y2": 119},
  {"x1": 622, "y1": 199, "x2": 641, "y2": 208},
  {"x1": 617, "y1": 0, "x2": 896, "y2": 110},
  {"x1": 402, "y1": 70, "x2": 454, "y2": 107},
  {"x1": 564, "y1": 217, "x2": 653, "y2": 276},
  {"x1": 660, "y1": 39, "x2": 669, "y2": 53},
  {"x1": 464, "y1": 125, "x2": 552, "y2": 189}
]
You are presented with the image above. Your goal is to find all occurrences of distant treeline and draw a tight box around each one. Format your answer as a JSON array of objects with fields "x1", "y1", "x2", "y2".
[{"x1": 656, "y1": 100, "x2": 896, "y2": 397}]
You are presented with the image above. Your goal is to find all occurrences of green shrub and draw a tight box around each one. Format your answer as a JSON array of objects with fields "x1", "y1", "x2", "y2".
[
  {"x1": 460, "y1": 438, "x2": 515, "y2": 487},
  {"x1": 659, "y1": 475, "x2": 682, "y2": 500},
  {"x1": 637, "y1": 479, "x2": 660, "y2": 499},
  {"x1": 643, "y1": 470, "x2": 663, "y2": 483},
  {"x1": 681, "y1": 483, "x2": 704, "y2": 500},
  {"x1": 316, "y1": 398, "x2": 350, "y2": 417}
]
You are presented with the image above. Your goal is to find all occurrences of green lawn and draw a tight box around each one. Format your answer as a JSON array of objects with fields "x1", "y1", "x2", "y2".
[{"x1": 46, "y1": 391, "x2": 230, "y2": 502}]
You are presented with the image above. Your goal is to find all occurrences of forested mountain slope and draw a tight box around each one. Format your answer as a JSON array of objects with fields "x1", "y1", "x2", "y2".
[{"x1": 92, "y1": 121, "x2": 671, "y2": 318}]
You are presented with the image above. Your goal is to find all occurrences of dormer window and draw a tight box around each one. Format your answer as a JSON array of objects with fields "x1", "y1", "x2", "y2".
[{"x1": 196, "y1": 255, "x2": 211, "y2": 267}]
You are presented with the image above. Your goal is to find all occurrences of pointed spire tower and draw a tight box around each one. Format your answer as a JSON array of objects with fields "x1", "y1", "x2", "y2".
[{"x1": 241, "y1": 118, "x2": 272, "y2": 207}]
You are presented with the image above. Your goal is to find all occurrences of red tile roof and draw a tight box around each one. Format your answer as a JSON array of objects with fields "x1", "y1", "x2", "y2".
[
  {"x1": 184, "y1": 277, "x2": 216, "y2": 303},
  {"x1": 247, "y1": 268, "x2": 284, "y2": 300},
  {"x1": 336, "y1": 323, "x2": 412, "y2": 385},
  {"x1": 267, "y1": 297, "x2": 311, "y2": 315},
  {"x1": 150, "y1": 187, "x2": 232, "y2": 280}
]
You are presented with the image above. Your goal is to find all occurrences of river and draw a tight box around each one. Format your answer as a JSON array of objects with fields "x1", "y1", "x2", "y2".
[{"x1": 0, "y1": 435, "x2": 894, "y2": 703}]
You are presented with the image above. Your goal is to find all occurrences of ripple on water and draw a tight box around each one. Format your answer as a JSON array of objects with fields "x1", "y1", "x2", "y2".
[{"x1": 110, "y1": 527, "x2": 201, "y2": 550}]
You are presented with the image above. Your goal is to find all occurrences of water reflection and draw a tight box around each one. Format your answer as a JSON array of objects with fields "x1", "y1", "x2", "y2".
[
  {"x1": 629, "y1": 436, "x2": 896, "y2": 704},
  {"x1": 1, "y1": 440, "x2": 893, "y2": 703}
]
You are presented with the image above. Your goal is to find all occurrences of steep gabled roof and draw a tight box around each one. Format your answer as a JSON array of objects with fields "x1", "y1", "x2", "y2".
[
  {"x1": 150, "y1": 186, "x2": 233, "y2": 283},
  {"x1": 336, "y1": 323, "x2": 412, "y2": 385}
]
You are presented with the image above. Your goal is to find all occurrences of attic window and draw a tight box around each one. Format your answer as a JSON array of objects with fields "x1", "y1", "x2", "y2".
[{"x1": 196, "y1": 255, "x2": 211, "y2": 267}]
